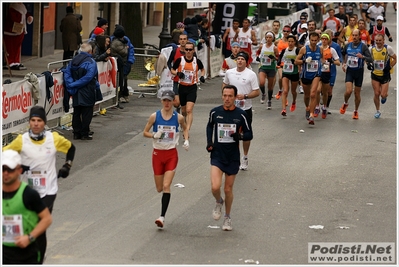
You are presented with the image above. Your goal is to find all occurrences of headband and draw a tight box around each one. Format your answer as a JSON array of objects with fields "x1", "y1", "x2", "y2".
[
  {"x1": 321, "y1": 33, "x2": 330, "y2": 40},
  {"x1": 237, "y1": 52, "x2": 249, "y2": 62},
  {"x1": 266, "y1": 32, "x2": 274, "y2": 37}
]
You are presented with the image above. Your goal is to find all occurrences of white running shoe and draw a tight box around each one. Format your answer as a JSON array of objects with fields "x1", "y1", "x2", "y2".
[
  {"x1": 212, "y1": 199, "x2": 224, "y2": 221},
  {"x1": 222, "y1": 217, "x2": 232, "y2": 231},
  {"x1": 299, "y1": 85, "x2": 304, "y2": 94},
  {"x1": 260, "y1": 94, "x2": 266, "y2": 104},
  {"x1": 155, "y1": 216, "x2": 165, "y2": 228},
  {"x1": 240, "y1": 156, "x2": 248, "y2": 170}
]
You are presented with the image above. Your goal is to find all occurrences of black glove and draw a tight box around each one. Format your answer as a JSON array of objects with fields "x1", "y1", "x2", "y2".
[
  {"x1": 200, "y1": 76, "x2": 205, "y2": 83},
  {"x1": 21, "y1": 165, "x2": 30, "y2": 174},
  {"x1": 58, "y1": 164, "x2": 71, "y2": 178},
  {"x1": 177, "y1": 72, "x2": 185, "y2": 79},
  {"x1": 290, "y1": 59, "x2": 295, "y2": 64},
  {"x1": 230, "y1": 132, "x2": 242, "y2": 142},
  {"x1": 256, "y1": 56, "x2": 260, "y2": 62},
  {"x1": 268, "y1": 54, "x2": 275, "y2": 60},
  {"x1": 367, "y1": 62, "x2": 374, "y2": 71},
  {"x1": 389, "y1": 37, "x2": 393, "y2": 42},
  {"x1": 327, "y1": 58, "x2": 334, "y2": 64},
  {"x1": 206, "y1": 143, "x2": 213, "y2": 152}
]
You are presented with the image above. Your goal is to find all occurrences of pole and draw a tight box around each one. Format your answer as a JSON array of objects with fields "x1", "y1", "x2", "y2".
[{"x1": 158, "y1": 2, "x2": 171, "y2": 49}]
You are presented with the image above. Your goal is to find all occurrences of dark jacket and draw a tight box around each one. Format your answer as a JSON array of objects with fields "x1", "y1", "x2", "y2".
[
  {"x1": 63, "y1": 52, "x2": 99, "y2": 107},
  {"x1": 60, "y1": 13, "x2": 82, "y2": 51}
]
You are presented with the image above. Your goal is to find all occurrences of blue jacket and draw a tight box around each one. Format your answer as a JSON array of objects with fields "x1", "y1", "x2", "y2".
[
  {"x1": 110, "y1": 35, "x2": 135, "y2": 64},
  {"x1": 63, "y1": 52, "x2": 99, "y2": 107}
]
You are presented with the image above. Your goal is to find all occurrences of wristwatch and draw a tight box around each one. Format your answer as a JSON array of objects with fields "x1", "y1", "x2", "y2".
[
  {"x1": 28, "y1": 234, "x2": 36, "y2": 243},
  {"x1": 244, "y1": 94, "x2": 248, "y2": 99}
]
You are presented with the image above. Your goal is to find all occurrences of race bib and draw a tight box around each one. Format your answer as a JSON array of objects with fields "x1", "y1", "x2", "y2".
[
  {"x1": 307, "y1": 60, "x2": 319, "y2": 72},
  {"x1": 2, "y1": 214, "x2": 23, "y2": 243},
  {"x1": 156, "y1": 125, "x2": 176, "y2": 144},
  {"x1": 322, "y1": 63, "x2": 330, "y2": 72},
  {"x1": 26, "y1": 170, "x2": 47, "y2": 195},
  {"x1": 217, "y1": 123, "x2": 236, "y2": 143},
  {"x1": 182, "y1": 70, "x2": 194, "y2": 83},
  {"x1": 234, "y1": 99, "x2": 246, "y2": 109},
  {"x1": 283, "y1": 62, "x2": 294, "y2": 73},
  {"x1": 347, "y1": 56, "x2": 359, "y2": 68},
  {"x1": 260, "y1": 55, "x2": 272, "y2": 66},
  {"x1": 239, "y1": 37, "x2": 249, "y2": 48},
  {"x1": 373, "y1": 60, "x2": 385, "y2": 70}
]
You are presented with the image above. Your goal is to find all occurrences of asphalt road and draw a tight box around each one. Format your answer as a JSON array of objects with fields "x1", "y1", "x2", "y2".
[{"x1": 45, "y1": 8, "x2": 397, "y2": 266}]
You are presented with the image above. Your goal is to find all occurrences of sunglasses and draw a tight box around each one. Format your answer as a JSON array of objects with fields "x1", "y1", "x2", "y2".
[
  {"x1": 283, "y1": 30, "x2": 291, "y2": 33},
  {"x1": 300, "y1": 18, "x2": 307, "y2": 20},
  {"x1": 2, "y1": 166, "x2": 17, "y2": 173},
  {"x1": 185, "y1": 48, "x2": 194, "y2": 51}
]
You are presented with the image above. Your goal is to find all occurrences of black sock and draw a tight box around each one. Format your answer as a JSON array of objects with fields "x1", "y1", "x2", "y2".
[
  {"x1": 327, "y1": 95, "x2": 332, "y2": 108},
  {"x1": 260, "y1": 85, "x2": 265, "y2": 95},
  {"x1": 268, "y1": 90, "x2": 273, "y2": 101},
  {"x1": 161, "y1": 192, "x2": 171, "y2": 217}
]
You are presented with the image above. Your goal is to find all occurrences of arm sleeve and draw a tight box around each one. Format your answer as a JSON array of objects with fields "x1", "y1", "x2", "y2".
[
  {"x1": 385, "y1": 28, "x2": 391, "y2": 38},
  {"x1": 197, "y1": 58, "x2": 204, "y2": 70},
  {"x1": 23, "y1": 187, "x2": 47, "y2": 214},
  {"x1": 206, "y1": 110, "x2": 215, "y2": 144},
  {"x1": 168, "y1": 49, "x2": 176, "y2": 70},
  {"x1": 362, "y1": 45, "x2": 373, "y2": 63},
  {"x1": 2, "y1": 134, "x2": 23, "y2": 152},
  {"x1": 172, "y1": 58, "x2": 181, "y2": 70}
]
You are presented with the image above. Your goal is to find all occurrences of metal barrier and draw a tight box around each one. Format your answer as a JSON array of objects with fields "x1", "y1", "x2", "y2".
[{"x1": 129, "y1": 44, "x2": 160, "y2": 98}]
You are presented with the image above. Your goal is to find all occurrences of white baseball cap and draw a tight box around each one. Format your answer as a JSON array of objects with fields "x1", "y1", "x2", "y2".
[
  {"x1": 376, "y1": 15, "x2": 384, "y2": 21},
  {"x1": 2, "y1": 150, "x2": 21, "y2": 169},
  {"x1": 301, "y1": 23, "x2": 308, "y2": 29}
]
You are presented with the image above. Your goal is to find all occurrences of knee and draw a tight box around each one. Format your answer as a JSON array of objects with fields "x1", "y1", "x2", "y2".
[
  {"x1": 185, "y1": 108, "x2": 193, "y2": 114},
  {"x1": 224, "y1": 186, "x2": 233, "y2": 196}
]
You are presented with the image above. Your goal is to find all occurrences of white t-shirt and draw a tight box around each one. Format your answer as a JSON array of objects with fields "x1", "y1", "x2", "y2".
[
  {"x1": 223, "y1": 67, "x2": 259, "y2": 110},
  {"x1": 367, "y1": 5, "x2": 385, "y2": 26}
]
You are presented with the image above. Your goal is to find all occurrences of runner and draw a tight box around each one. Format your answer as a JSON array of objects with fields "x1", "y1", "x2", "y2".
[
  {"x1": 369, "y1": 34, "x2": 397, "y2": 118},
  {"x1": 295, "y1": 32, "x2": 323, "y2": 125},
  {"x1": 277, "y1": 35, "x2": 301, "y2": 116},
  {"x1": 222, "y1": 51, "x2": 259, "y2": 170},
  {"x1": 339, "y1": 29, "x2": 373, "y2": 120},
  {"x1": 255, "y1": 31, "x2": 278, "y2": 107},
  {"x1": 275, "y1": 25, "x2": 292, "y2": 100},
  {"x1": 143, "y1": 90, "x2": 189, "y2": 228},
  {"x1": 206, "y1": 85, "x2": 253, "y2": 231}
]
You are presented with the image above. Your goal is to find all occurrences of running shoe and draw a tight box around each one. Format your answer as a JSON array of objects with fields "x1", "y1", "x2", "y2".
[
  {"x1": 240, "y1": 156, "x2": 248, "y2": 170},
  {"x1": 314, "y1": 107, "x2": 320, "y2": 118},
  {"x1": 352, "y1": 111, "x2": 359, "y2": 120},
  {"x1": 290, "y1": 102, "x2": 296, "y2": 112},
  {"x1": 322, "y1": 108, "x2": 327, "y2": 119},
  {"x1": 308, "y1": 116, "x2": 315, "y2": 125},
  {"x1": 339, "y1": 103, "x2": 348, "y2": 114},
  {"x1": 305, "y1": 109, "x2": 310, "y2": 120},
  {"x1": 260, "y1": 94, "x2": 266, "y2": 104},
  {"x1": 327, "y1": 108, "x2": 331, "y2": 114},
  {"x1": 155, "y1": 216, "x2": 165, "y2": 228},
  {"x1": 374, "y1": 111, "x2": 381, "y2": 119},
  {"x1": 275, "y1": 90, "x2": 282, "y2": 100},
  {"x1": 212, "y1": 199, "x2": 224, "y2": 221},
  {"x1": 267, "y1": 101, "x2": 272, "y2": 110},
  {"x1": 119, "y1": 97, "x2": 127, "y2": 103},
  {"x1": 222, "y1": 216, "x2": 232, "y2": 231},
  {"x1": 281, "y1": 109, "x2": 287, "y2": 116},
  {"x1": 381, "y1": 97, "x2": 387, "y2": 104},
  {"x1": 299, "y1": 85, "x2": 304, "y2": 94}
]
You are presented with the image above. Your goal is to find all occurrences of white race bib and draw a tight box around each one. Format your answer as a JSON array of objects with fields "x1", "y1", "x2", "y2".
[
  {"x1": 2, "y1": 214, "x2": 23, "y2": 243},
  {"x1": 347, "y1": 56, "x2": 359, "y2": 68},
  {"x1": 217, "y1": 123, "x2": 236, "y2": 143},
  {"x1": 307, "y1": 60, "x2": 319, "y2": 72},
  {"x1": 234, "y1": 99, "x2": 246, "y2": 110},
  {"x1": 26, "y1": 170, "x2": 47, "y2": 195},
  {"x1": 156, "y1": 125, "x2": 176, "y2": 144},
  {"x1": 373, "y1": 60, "x2": 385, "y2": 70}
]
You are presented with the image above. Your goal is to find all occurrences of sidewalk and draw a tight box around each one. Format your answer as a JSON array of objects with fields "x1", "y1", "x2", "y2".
[{"x1": 1, "y1": 26, "x2": 164, "y2": 83}]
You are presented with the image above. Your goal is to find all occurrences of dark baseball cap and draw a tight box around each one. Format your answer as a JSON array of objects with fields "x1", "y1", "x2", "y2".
[{"x1": 161, "y1": 90, "x2": 175, "y2": 101}]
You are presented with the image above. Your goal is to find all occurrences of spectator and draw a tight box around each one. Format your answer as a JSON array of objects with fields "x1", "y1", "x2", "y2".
[
  {"x1": 89, "y1": 17, "x2": 109, "y2": 39},
  {"x1": 110, "y1": 25, "x2": 135, "y2": 104},
  {"x1": 184, "y1": 17, "x2": 199, "y2": 45},
  {"x1": 291, "y1": 12, "x2": 308, "y2": 36},
  {"x1": 199, "y1": 17, "x2": 210, "y2": 48},
  {"x1": 63, "y1": 43, "x2": 100, "y2": 140},
  {"x1": 171, "y1": 22, "x2": 185, "y2": 45},
  {"x1": 92, "y1": 35, "x2": 111, "y2": 62},
  {"x1": 60, "y1": 6, "x2": 82, "y2": 60},
  {"x1": 3, "y1": 3, "x2": 33, "y2": 70}
]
